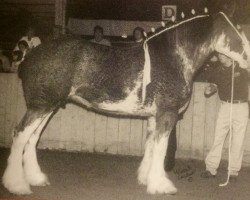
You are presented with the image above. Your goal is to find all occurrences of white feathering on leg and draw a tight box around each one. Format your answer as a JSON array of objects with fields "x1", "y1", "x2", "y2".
[
  {"x1": 138, "y1": 134, "x2": 154, "y2": 185},
  {"x1": 138, "y1": 117, "x2": 156, "y2": 185},
  {"x1": 23, "y1": 113, "x2": 52, "y2": 186},
  {"x1": 2, "y1": 117, "x2": 44, "y2": 195},
  {"x1": 147, "y1": 134, "x2": 177, "y2": 194}
]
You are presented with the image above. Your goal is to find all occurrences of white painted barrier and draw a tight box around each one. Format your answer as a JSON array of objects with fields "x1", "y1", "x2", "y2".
[{"x1": 1, "y1": 74, "x2": 250, "y2": 165}]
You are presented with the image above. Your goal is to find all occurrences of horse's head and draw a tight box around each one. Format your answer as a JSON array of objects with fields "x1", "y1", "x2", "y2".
[{"x1": 211, "y1": 12, "x2": 250, "y2": 69}]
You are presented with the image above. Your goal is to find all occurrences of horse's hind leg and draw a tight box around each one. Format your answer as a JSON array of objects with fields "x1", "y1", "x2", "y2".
[
  {"x1": 2, "y1": 109, "x2": 51, "y2": 195},
  {"x1": 23, "y1": 112, "x2": 53, "y2": 186},
  {"x1": 147, "y1": 110, "x2": 178, "y2": 194}
]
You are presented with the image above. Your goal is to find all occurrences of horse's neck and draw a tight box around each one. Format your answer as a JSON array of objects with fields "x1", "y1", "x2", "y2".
[{"x1": 176, "y1": 40, "x2": 213, "y2": 85}]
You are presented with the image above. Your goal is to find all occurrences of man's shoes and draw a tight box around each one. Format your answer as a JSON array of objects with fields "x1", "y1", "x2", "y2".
[
  {"x1": 200, "y1": 170, "x2": 216, "y2": 178},
  {"x1": 229, "y1": 175, "x2": 237, "y2": 183}
]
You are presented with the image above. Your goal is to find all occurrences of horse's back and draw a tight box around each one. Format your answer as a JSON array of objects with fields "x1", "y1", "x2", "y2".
[
  {"x1": 19, "y1": 37, "x2": 144, "y2": 110},
  {"x1": 19, "y1": 37, "x2": 87, "y2": 109}
]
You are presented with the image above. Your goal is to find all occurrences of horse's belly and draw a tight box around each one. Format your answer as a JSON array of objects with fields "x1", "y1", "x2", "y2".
[
  {"x1": 98, "y1": 100, "x2": 156, "y2": 116},
  {"x1": 98, "y1": 80, "x2": 155, "y2": 115}
]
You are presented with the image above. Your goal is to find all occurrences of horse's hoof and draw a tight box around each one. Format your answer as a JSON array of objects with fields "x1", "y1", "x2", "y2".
[
  {"x1": 138, "y1": 169, "x2": 148, "y2": 185},
  {"x1": 25, "y1": 172, "x2": 50, "y2": 186},
  {"x1": 2, "y1": 167, "x2": 32, "y2": 195},
  {"x1": 147, "y1": 176, "x2": 177, "y2": 194},
  {"x1": 138, "y1": 175, "x2": 147, "y2": 186},
  {"x1": 2, "y1": 178, "x2": 32, "y2": 195}
]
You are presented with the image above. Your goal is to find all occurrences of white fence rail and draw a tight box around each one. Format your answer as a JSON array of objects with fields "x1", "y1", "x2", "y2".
[{"x1": 1, "y1": 74, "x2": 250, "y2": 165}]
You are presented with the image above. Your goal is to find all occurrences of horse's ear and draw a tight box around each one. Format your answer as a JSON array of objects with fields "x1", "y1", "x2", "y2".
[
  {"x1": 209, "y1": 0, "x2": 236, "y2": 18},
  {"x1": 221, "y1": 0, "x2": 236, "y2": 18}
]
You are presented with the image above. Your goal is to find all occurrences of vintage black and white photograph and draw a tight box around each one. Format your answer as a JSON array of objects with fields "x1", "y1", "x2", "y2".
[{"x1": 1, "y1": 0, "x2": 250, "y2": 199}]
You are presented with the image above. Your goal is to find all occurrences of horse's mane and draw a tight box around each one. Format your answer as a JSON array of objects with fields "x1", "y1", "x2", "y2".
[
  {"x1": 144, "y1": 14, "x2": 210, "y2": 42},
  {"x1": 144, "y1": 11, "x2": 243, "y2": 44}
]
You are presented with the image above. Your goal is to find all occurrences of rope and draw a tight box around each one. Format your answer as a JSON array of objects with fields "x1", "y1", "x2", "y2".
[
  {"x1": 219, "y1": 60, "x2": 235, "y2": 187},
  {"x1": 212, "y1": 11, "x2": 247, "y2": 186},
  {"x1": 219, "y1": 12, "x2": 243, "y2": 39}
]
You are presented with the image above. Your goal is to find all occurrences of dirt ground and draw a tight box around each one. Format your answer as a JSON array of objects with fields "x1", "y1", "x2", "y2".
[{"x1": 0, "y1": 147, "x2": 250, "y2": 200}]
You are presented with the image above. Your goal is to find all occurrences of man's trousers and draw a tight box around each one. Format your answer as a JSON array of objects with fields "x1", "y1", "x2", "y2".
[{"x1": 205, "y1": 101, "x2": 249, "y2": 176}]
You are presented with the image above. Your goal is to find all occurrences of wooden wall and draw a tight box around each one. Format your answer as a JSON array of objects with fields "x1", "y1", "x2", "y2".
[
  {"x1": 0, "y1": 74, "x2": 147, "y2": 156},
  {"x1": 0, "y1": 0, "x2": 55, "y2": 18},
  {"x1": 67, "y1": 18, "x2": 164, "y2": 36},
  {"x1": 1, "y1": 74, "x2": 250, "y2": 165},
  {"x1": 0, "y1": 0, "x2": 66, "y2": 49}
]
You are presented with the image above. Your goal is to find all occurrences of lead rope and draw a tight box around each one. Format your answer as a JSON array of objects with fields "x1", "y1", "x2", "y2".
[{"x1": 219, "y1": 60, "x2": 235, "y2": 187}]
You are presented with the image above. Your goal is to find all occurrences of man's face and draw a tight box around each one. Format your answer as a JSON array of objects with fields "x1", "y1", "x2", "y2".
[
  {"x1": 94, "y1": 29, "x2": 103, "y2": 42},
  {"x1": 27, "y1": 29, "x2": 35, "y2": 39},
  {"x1": 12, "y1": 54, "x2": 18, "y2": 61},
  {"x1": 134, "y1": 30, "x2": 143, "y2": 42},
  {"x1": 18, "y1": 44, "x2": 27, "y2": 52},
  {"x1": 218, "y1": 54, "x2": 232, "y2": 67}
]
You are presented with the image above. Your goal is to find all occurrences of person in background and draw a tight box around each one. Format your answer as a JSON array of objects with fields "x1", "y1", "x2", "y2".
[
  {"x1": 0, "y1": 60, "x2": 3, "y2": 72},
  {"x1": 90, "y1": 25, "x2": 111, "y2": 46},
  {"x1": 0, "y1": 47, "x2": 10, "y2": 72},
  {"x1": 53, "y1": 25, "x2": 62, "y2": 40},
  {"x1": 133, "y1": 27, "x2": 145, "y2": 43},
  {"x1": 14, "y1": 26, "x2": 41, "y2": 51},
  {"x1": 10, "y1": 50, "x2": 23, "y2": 73},
  {"x1": 17, "y1": 40, "x2": 29, "y2": 61},
  {"x1": 201, "y1": 53, "x2": 249, "y2": 181}
]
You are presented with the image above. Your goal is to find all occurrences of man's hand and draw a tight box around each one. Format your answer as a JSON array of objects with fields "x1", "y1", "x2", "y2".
[{"x1": 204, "y1": 83, "x2": 217, "y2": 98}]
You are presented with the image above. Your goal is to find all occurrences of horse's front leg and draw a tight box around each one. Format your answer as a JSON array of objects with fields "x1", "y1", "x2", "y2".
[
  {"x1": 138, "y1": 117, "x2": 156, "y2": 185},
  {"x1": 146, "y1": 110, "x2": 178, "y2": 194}
]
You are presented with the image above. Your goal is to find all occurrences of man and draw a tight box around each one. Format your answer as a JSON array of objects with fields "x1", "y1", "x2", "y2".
[
  {"x1": 201, "y1": 53, "x2": 249, "y2": 180},
  {"x1": 14, "y1": 27, "x2": 41, "y2": 51},
  {"x1": 90, "y1": 25, "x2": 111, "y2": 46},
  {"x1": 17, "y1": 40, "x2": 29, "y2": 61},
  {"x1": 0, "y1": 47, "x2": 10, "y2": 72},
  {"x1": 133, "y1": 27, "x2": 145, "y2": 43}
]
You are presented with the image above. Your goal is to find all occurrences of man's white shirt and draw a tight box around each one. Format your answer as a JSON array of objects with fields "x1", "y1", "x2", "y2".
[{"x1": 14, "y1": 36, "x2": 41, "y2": 51}]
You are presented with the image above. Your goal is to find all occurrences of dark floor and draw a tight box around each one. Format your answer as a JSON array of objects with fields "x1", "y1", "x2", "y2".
[{"x1": 0, "y1": 147, "x2": 250, "y2": 200}]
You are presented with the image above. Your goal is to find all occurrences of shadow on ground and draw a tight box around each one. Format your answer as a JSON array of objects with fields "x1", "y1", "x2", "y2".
[{"x1": 0, "y1": 147, "x2": 250, "y2": 200}]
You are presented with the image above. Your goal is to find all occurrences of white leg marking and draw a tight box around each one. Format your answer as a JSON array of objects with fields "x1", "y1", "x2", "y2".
[
  {"x1": 23, "y1": 113, "x2": 52, "y2": 186},
  {"x1": 2, "y1": 117, "x2": 44, "y2": 195},
  {"x1": 147, "y1": 134, "x2": 177, "y2": 194},
  {"x1": 138, "y1": 117, "x2": 155, "y2": 185},
  {"x1": 138, "y1": 134, "x2": 154, "y2": 185}
]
